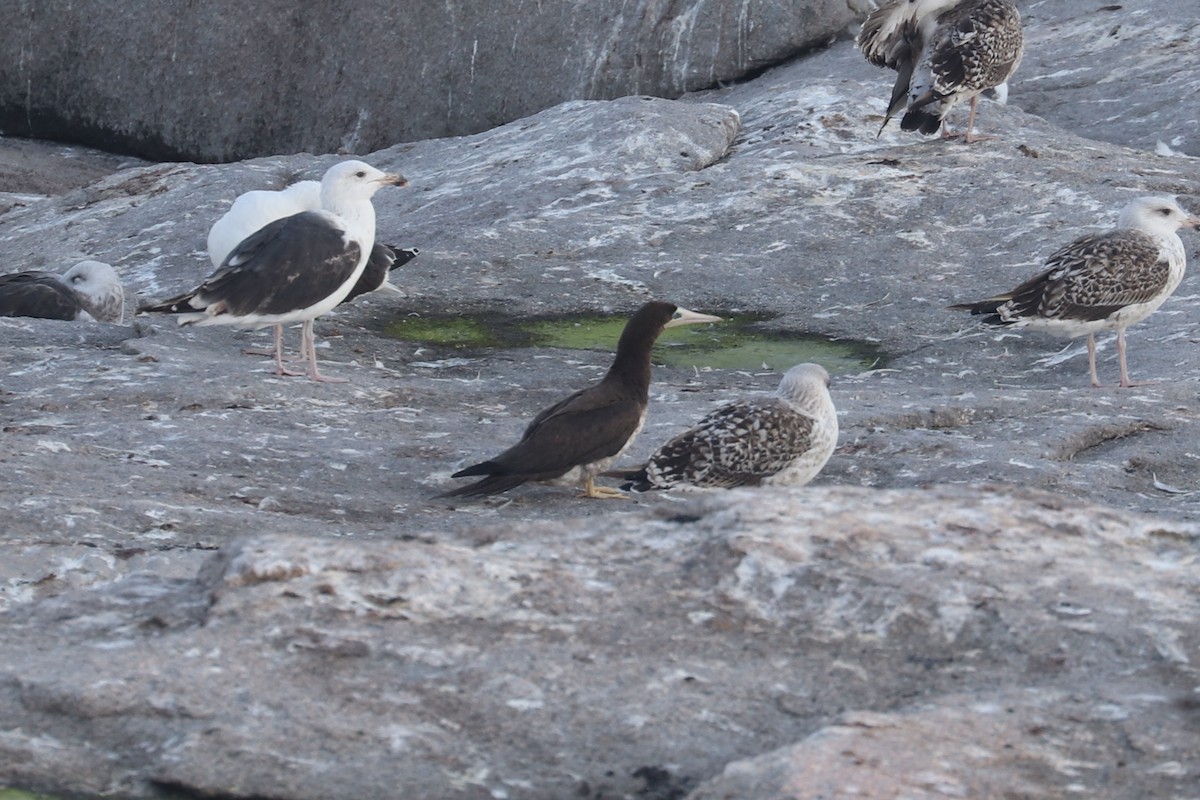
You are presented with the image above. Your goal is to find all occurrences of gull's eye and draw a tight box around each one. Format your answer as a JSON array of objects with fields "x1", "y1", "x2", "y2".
[{"x1": 355, "y1": 170, "x2": 366, "y2": 178}]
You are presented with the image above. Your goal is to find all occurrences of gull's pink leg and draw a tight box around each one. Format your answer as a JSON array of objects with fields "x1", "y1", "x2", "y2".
[
  {"x1": 1087, "y1": 334, "x2": 1101, "y2": 388},
  {"x1": 272, "y1": 323, "x2": 303, "y2": 377},
  {"x1": 301, "y1": 320, "x2": 347, "y2": 384},
  {"x1": 1116, "y1": 329, "x2": 1156, "y2": 388}
]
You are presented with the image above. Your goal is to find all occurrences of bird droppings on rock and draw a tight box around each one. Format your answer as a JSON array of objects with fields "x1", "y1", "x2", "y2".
[{"x1": 1, "y1": 1, "x2": 1200, "y2": 798}]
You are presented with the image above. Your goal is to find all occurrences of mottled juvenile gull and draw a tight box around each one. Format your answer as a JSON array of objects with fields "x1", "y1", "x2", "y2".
[
  {"x1": 858, "y1": 0, "x2": 1023, "y2": 142},
  {"x1": 142, "y1": 160, "x2": 407, "y2": 382},
  {"x1": 437, "y1": 301, "x2": 722, "y2": 499},
  {"x1": 606, "y1": 363, "x2": 838, "y2": 491},
  {"x1": 0, "y1": 261, "x2": 124, "y2": 324},
  {"x1": 950, "y1": 196, "x2": 1200, "y2": 387},
  {"x1": 207, "y1": 179, "x2": 418, "y2": 302}
]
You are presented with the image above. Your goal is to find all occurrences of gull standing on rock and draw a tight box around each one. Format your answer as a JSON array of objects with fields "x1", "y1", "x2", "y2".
[
  {"x1": 142, "y1": 160, "x2": 407, "y2": 382},
  {"x1": 605, "y1": 363, "x2": 838, "y2": 491},
  {"x1": 950, "y1": 196, "x2": 1200, "y2": 388},
  {"x1": 206, "y1": 179, "x2": 419, "y2": 302},
  {"x1": 0, "y1": 261, "x2": 125, "y2": 324},
  {"x1": 857, "y1": 0, "x2": 1023, "y2": 142},
  {"x1": 438, "y1": 301, "x2": 722, "y2": 500}
]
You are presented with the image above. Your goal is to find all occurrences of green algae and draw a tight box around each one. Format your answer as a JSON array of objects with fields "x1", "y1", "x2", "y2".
[{"x1": 384, "y1": 311, "x2": 883, "y2": 374}]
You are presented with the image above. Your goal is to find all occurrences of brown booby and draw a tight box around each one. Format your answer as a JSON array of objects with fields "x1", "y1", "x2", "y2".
[
  {"x1": 141, "y1": 160, "x2": 407, "y2": 383},
  {"x1": 0, "y1": 261, "x2": 125, "y2": 324},
  {"x1": 950, "y1": 196, "x2": 1200, "y2": 387},
  {"x1": 857, "y1": 0, "x2": 1024, "y2": 142},
  {"x1": 438, "y1": 301, "x2": 722, "y2": 499},
  {"x1": 607, "y1": 363, "x2": 838, "y2": 491}
]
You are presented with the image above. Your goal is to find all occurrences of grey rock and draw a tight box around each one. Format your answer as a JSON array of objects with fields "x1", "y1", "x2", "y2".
[
  {"x1": 2, "y1": 1, "x2": 1200, "y2": 798},
  {"x1": 2, "y1": 488, "x2": 1198, "y2": 799},
  {"x1": 0, "y1": 0, "x2": 858, "y2": 162}
]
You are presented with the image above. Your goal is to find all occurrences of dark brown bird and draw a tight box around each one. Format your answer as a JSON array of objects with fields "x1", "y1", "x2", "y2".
[{"x1": 438, "y1": 301, "x2": 722, "y2": 499}]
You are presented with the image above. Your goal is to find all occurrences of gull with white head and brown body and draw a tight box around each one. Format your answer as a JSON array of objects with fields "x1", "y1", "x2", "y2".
[
  {"x1": 858, "y1": 0, "x2": 1024, "y2": 143},
  {"x1": 607, "y1": 362, "x2": 839, "y2": 491},
  {"x1": 0, "y1": 261, "x2": 125, "y2": 324},
  {"x1": 950, "y1": 196, "x2": 1200, "y2": 387}
]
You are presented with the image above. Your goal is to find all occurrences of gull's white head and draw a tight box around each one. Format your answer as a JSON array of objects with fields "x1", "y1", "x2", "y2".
[
  {"x1": 776, "y1": 362, "x2": 833, "y2": 406},
  {"x1": 63, "y1": 260, "x2": 125, "y2": 324},
  {"x1": 320, "y1": 160, "x2": 408, "y2": 205},
  {"x1": 1118, "y1": 196, "x2": 1200, "y2": 236}
]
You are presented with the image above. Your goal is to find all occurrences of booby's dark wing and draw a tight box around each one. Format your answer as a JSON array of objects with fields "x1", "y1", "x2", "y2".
[
  {"x1": 144, "y1": 211, "x2": 363, "y2": 318},
  {"x1": 0, "y1": 272, "x2": 82, "y2": 321},
  {"x1": 951, "y1": 230, "x2": 1167, "y2": 324},
  {"x1": 441, "y1": 382, "x2": 645, "y2": 497}
]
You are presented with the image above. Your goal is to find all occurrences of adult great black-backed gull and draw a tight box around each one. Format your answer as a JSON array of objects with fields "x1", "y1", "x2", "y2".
[
  {"x1": 857, "y1": 0, "x2": 1023, "y2": 143},
  {"x1": 0, "y1": 261, "x2": 124, "y2": 324},
  {"x1": 950, "y1": 196, "x2": 1200, "y2": 388},
  {"x1": 142, "y1": 160, "x2": 406, "y2": 383},
  {"x1": 606, "y1": 363, "x2": 838, "y2": 491},
  {"x1": 437, "y1": 301, "x2": 722, "y2": 500},
  {"x1": 206, "y1": 179, "x2": 419, "y2": 301}
]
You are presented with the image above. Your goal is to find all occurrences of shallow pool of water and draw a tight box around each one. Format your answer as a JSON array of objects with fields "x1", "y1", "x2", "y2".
[{"x1": 384, "y1": 311, "x2": 883, "y2": 374}]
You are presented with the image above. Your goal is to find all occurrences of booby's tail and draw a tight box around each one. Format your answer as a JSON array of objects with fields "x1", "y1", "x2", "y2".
[{"x1": 435, "y1": 461, "x2": 529, "y2": 498}]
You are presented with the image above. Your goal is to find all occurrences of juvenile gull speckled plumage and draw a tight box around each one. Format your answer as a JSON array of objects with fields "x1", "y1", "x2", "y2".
[
  {"x1": 606, "y1": 363, "x2": 838, "y2": 491},
  {"x1": 438, "y1": 301, "x2": 722, "y2": 500},
  {"x1": 950, "y1": 196, "x2": 1200, "y2": 387},
  {"x1": 0, "y1": 261, "x2": 125, "y2": 324},
  {"x1": 142, "y1": 160, "x2": 406, "y2": 382},
  {"x1": 858, "y1": 0, "x2": 1023, "y2": 142}
]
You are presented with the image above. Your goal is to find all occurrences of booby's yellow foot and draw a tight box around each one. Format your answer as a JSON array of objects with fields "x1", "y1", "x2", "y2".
[
  {"x1": 578, "y1": 478, "x2": 628, "y2": 499},
  {"x1": 580, "y1": 485, "x2": 629, "y2": 500}
]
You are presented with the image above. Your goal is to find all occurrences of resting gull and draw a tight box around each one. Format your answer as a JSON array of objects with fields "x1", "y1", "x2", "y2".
[
  {"x1": 950, "y1": 196, "x2": 1200, "y2": 388},
  {"x1": 206, "y1": 179, "x2": 419, "y2": 301},
  {"x1": 437, "y1": 301, "x2": 722, "y2": 499},
  {"x1": 606, "y1": 363, "x2": 838, "y2": 491},
  {"x1": 0, "y1": 261, "x2": 124, "y2": 324},
  {"x1": 857, "y1": 0, "x2": 1023, "y2": 142},
  {"x1": 142, "y1": 160, "x2": 407, "y2": 382}
]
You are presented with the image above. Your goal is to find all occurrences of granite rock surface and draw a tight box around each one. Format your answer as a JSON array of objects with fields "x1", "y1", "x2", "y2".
[
  {"x1": 0, "y1": 0, "x2": 861, "y2": 162},
  {"x1": 1, "y1": 1, "x2": 1199, "y2": 798}
]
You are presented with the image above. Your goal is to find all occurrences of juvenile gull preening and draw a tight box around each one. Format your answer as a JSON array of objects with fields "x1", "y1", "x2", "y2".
[
  {"x1": 437, "y1": 301, "x2": 722, "y2": 499},
  {"x1": 0, "y1": 261, "x2": 124, "y2": 324},
  {"x1": 857, "y1": 0, "x2": 1024, "y2": 142},
  {"x1": 606, "y1": 363, "x2": 838, "y2": 491},
  {"x1": 950, "y1": 196, "x2": 1200, "y2": 387},
  {"x1": 142, "y1": 160, "x2": 407, "y2": 382}
]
